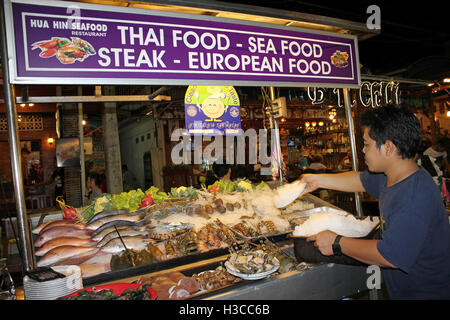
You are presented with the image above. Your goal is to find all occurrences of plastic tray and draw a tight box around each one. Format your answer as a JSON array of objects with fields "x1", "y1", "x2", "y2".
[{"x1": 60, "y1": 283, "x2": 158, "y2": 300}]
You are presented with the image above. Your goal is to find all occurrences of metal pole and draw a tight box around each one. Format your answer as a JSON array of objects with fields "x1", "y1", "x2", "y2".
[
  {"x1": 78, "y1": 86, "x2": 86, "y2": 205},
  {"x1": 269, "y1": 87, "x2": 283, "y2": 183},
  {"x1": 0, "y1": 1, "x2": 35, "y2": 271},
  {"x1": 343, "y1": 88, "x2": 363, "y2": 217}
]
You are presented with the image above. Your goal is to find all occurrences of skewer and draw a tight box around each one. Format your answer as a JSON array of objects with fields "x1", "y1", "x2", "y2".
[{"x1": 114, "y1": 225, "x2": 135, "y2": 267}]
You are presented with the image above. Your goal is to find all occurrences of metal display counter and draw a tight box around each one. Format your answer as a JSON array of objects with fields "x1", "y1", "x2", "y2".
[
  {"x1": 202, "y1": 260, "x2": 372, "y2": 300},
  {"x1": 91, "y1": 244, "x2": 376, "y2": 300}
]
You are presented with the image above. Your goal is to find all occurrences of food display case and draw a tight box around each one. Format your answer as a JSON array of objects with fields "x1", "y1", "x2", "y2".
[{"x1": 30, "y1": 182, "x2": 379, "y2": 300}]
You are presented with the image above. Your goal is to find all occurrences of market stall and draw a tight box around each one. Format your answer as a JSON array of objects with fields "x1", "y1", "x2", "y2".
[{"x1": 1, "y1": 0, "x2": 384, "y2": 300}]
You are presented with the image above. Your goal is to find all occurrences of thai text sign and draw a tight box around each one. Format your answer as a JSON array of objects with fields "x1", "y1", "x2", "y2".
[
  {"x1": 6, "y1": 0, "x2": 360, "y2": 87},
  {"x1": 184, "y1": 86, "x2": 241, "y2": 136}
]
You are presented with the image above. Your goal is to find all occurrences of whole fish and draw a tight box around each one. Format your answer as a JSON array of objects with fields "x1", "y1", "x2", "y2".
[
  {"x1": 91, "y1": 225, "x2": 133, "y2": 242},
  {"x1": 34, "y1": 237, "x2": 97, "y2": 256},
  {"x1": 128, "y1": 205, "x2": 152, "y2": 216},
  {"x1": 32, "y1": 219, "x2": 75, "y2": 234},
  {"x1": 85, "y1": 209, "x2": 129, "y2": 224},
  {"x1": 37, "y1": 245, "x2": 99, "y2": 267},
  {"x1": 53, "y1": 250, "x2": 100, "y2": 266},
  {"x1": 39, "y1": 221, "x2": 86, "y2": 235},
  {"x1": 33, "y1": 226, "x2": 93, "y2": 247},
  {"x1": 97, "y1": 227, "x2": 153, "y2": 248},
  {"x1": 85, "y1": 213, "x2": 145, "y2": 231},
  {"x1": 91, "y1": 220, "x2": 141, "y2": 238},
  {"x1": 100, "y1": 236, "x2": 155, "y2": 254}
]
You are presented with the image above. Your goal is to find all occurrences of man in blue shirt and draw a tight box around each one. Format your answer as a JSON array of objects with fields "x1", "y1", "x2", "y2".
[{"x1": 300, "y1": 105, "x2": 450, "y2": 299}]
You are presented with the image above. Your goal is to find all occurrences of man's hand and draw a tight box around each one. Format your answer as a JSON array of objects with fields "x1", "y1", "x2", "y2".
[
  {"x1": 298, "y1": 173, "x2": 321, "y2": 194},
  {"x1": 306, "y1": 230, "x2": 338, "y2": 256}
]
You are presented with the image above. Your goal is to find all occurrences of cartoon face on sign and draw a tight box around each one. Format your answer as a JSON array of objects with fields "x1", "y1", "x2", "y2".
[
  {"x1": 194, "y1": 86, "x2": 229, "y2": 122},
  {"x1": 185, "y1": 85, "x2": 240, "y2": 135}
]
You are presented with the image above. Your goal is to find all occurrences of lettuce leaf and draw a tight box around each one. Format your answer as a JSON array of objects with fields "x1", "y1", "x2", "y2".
[{"x1": 145, "y1": 186, "x2": 169, "y2": 203}]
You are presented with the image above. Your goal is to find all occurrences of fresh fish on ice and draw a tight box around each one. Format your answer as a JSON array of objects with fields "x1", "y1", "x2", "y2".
[
  {"x1": 100, "y1": 236, "x2": 154, "y2": 254},
  {"x1": 32, "y1": 219, "x2": 79, "y2": 234},
  {"x1": 96, "y1": 226, "x2": 153, "y2": 248},
  {"x1": 85, "y1": 209, "x2": 129, "y2": 224},
  {"x1": 91, "y1": 225, "x2": 134, "y2": 241},
  {"x1": 85, "y1": 213, "x2": 145, "y2": 230},
  {"x1": 34, "y1": 237, "x2": 96, "y2": 256},
  {"x1": 33, "y1": 226, "x2": 93, "y2": 247},
  {"x1": 39, "y1": 221, "x2": 86, "y2": 235},
  {"x1": 37, "y1": 245, "x2": 99, "y2": 267}
]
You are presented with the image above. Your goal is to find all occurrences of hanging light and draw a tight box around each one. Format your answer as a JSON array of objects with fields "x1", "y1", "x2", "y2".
[
  {"x1": 311, "y1": 121, "x2": 317, "y2": 127},
  {"x1": 318, "y1": 121, "x2": 324, "y2": 127},
  {"x1": 47, "y1": 137, "x2": 54, "y2": 145},
  {"x1": 305, "y1": 122, "x2": 310, "y2": 127}
]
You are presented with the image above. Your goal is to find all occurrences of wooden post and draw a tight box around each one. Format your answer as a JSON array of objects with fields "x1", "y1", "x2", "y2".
[{"x1": 102, "y1": 86, "x2": 123, "y2": 194}]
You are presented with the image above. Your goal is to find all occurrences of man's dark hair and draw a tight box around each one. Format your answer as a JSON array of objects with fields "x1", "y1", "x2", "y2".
[
  {"x1": 212, "y1": 163, "x2": 231, "y2": 179},
  {"x1": 360, "y1": 104, "x2": 421, "y2": 159}
]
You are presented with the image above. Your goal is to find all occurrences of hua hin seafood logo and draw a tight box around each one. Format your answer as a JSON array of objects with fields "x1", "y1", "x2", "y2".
[{"x1": 31, "y1": 37, "x2": 96, "y2": 64}]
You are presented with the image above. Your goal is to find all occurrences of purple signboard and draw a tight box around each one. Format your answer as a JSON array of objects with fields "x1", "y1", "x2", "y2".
[{"x1": 5, "y1": 0, "x2": 360, "y2": 87}]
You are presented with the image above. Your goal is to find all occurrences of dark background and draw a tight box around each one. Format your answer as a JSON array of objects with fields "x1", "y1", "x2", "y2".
[{"x1": 222, "y1": 0, "x2": 450, "y2": 79}]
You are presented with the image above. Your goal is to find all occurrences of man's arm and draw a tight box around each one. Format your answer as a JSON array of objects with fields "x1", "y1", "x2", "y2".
[
  {"x1": 307, "y1": 231, "x2": 397, "y2": 268},
  {"x1": 299, "y1": 171, "x2": 366, "y2": 194},
  {"x1": 340, "y1": 237, "x2": 397, "y2": 268}
]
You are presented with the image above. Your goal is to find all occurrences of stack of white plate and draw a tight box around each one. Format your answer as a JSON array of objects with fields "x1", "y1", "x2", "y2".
[{"x1": 23, "y1": 265, "x2": 83, "y2": 300}]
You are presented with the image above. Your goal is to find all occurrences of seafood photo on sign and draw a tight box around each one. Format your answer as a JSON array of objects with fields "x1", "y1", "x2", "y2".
[
  {"x1": 31, "y1": 36, "x2": 96, "y2": 64},
  {"x1": 330, "y1": 50, "x2": 349, "y2": 68}
]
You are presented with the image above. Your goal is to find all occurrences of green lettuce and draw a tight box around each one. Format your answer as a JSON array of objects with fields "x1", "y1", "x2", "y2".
[
  {"x1": 169, "y1": 186, "x2": 197, "y2": 199},
  {"x1": 145, "y1": 186, "x2": 169, "y2": 203},
  {"x1": 112, "y1": 189, "x2": 146, "y2": 212}
]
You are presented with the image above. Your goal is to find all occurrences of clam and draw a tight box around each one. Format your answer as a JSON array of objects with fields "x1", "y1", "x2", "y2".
[
  {"x1": 226, "y1": 203, "x2": 234, "y2": 211},
  {"x1": 216, "y1": 205, "x2": 226, "y2": 214}
]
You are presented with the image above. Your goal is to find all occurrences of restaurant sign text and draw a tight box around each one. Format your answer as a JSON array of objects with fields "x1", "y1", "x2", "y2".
[{"x1": 5, "y1": 0, "x2": 360, "y2": 87}]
